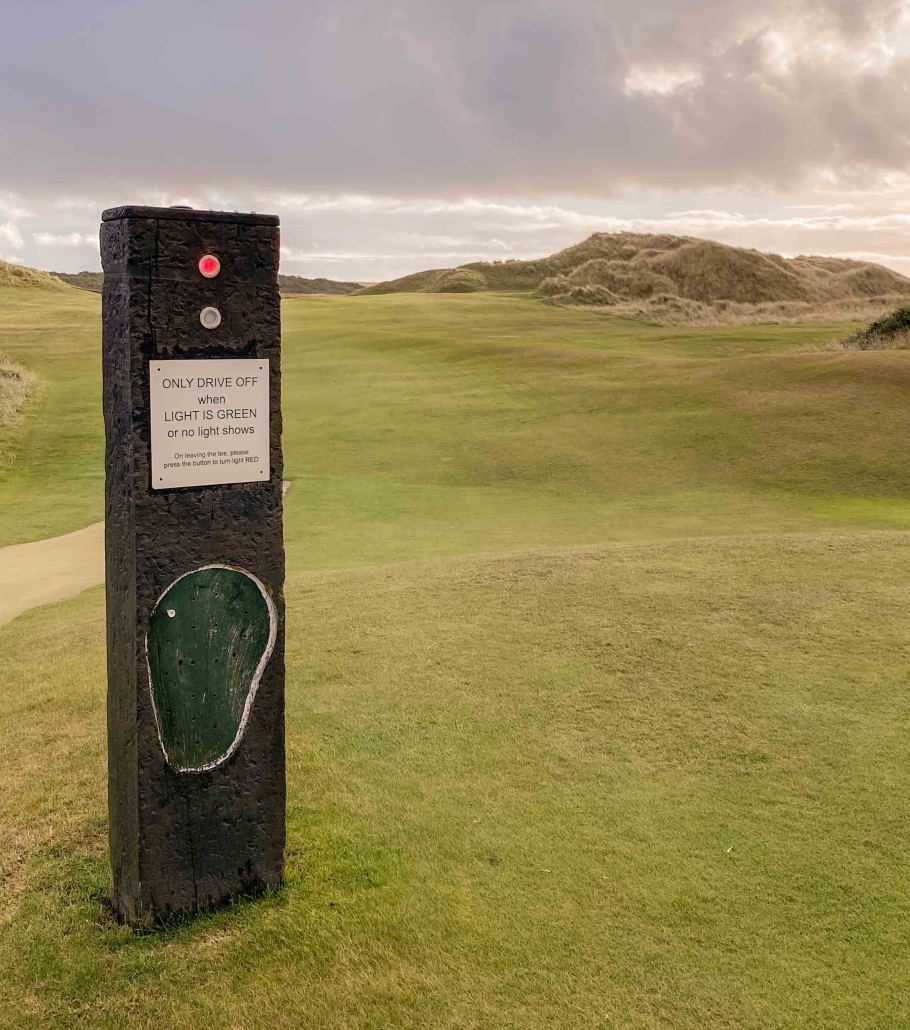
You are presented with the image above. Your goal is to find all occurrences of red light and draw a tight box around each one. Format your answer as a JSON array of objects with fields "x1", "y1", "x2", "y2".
[{"x1": 198, "y1": 255, "x2": 220, "y2": 278}]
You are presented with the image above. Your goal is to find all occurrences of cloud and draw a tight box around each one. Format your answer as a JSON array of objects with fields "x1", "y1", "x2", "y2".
[
  {"x1": 623, "y1": 65, "x2": 703, "y2": 97},
  {"x1": 0, "y1": 223, "x2": 23, "y2": 250},
  {"x1": 32, "y1": 232, "x2": 97, "y2": 247},
  {"x1": 0, "y1": 194, "x2": 32, "y2": 220},
  {"x1": 4, "y1": 2, "x2": 910, "y2": 281},
  {"x1": 8, "y1": 187, "x2": 910, "y2": 280},
  {"x1": 1, "y1": 0, "x2": 910, "y2": 199}
]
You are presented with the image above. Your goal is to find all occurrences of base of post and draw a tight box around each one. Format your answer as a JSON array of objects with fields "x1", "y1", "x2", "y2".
[{"x1": 112, "y1": 876, "x2": 283, "y2": 928}]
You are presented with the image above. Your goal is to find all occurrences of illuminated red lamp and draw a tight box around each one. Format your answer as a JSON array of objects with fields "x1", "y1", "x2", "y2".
[{"x1": 198, "y1": 254, "x2": 221, "y2": 278}]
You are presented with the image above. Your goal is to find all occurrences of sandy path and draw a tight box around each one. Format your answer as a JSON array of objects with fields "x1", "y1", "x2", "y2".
[{"x1": 0, "y1": 522, "x2": 105, "y2": 627}]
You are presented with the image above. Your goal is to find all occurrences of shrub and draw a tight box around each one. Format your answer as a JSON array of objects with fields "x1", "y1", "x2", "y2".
[{"x1": 837, "y1": 306, "x2": 910, "y2": 350}]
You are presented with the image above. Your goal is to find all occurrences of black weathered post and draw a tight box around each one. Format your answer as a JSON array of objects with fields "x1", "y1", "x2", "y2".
[{"x1": 101, "y1": 205, "x2": 285, "y2": 924}]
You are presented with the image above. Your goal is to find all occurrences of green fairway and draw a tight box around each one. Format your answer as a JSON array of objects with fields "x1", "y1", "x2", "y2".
[
  {"x1": 3, "y1": 534, "x2": 910, "y2": 1028},
  {"x1": 279, "y1": 294, "x2": 910, "y2": 572},
  {"x1": 0, "y1": 287, "x2": 102, "y2": 545},
  {"x1": 2, "y1": 286, "x2": 910, "y2": 1027},
  {"x1": 3, "y1": 288, "x2": 910, "y2": 552}
]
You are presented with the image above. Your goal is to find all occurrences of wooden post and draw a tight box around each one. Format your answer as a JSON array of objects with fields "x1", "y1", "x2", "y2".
[{"x1": 101, "y1": 205, "x2": 285, "y2": 924}]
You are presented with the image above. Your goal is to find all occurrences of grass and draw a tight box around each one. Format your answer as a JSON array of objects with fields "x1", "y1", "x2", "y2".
[
  {"x1": 279, "y1": 294, "x2": 910, "y2": 571},
  {"x1": 47, "y1": 271, "x2": 104, "y2": 293},
  {"x1": 0, "y1": 352, "x2": 36, "y2": 446},
  {"x1": 0, "y1": 286, "x2": 102, "y2": 544},
  {"x1": 0, "y1": 259, "x2": 70, "y2": 291},
  {"x1": 3, "y1": 533, "x2": 910, "y2": 1028},
  {"x1": 359, "y1": 232, "x2": 910, "y2": 326},
  {"x1": 818, "y1": 305, "x2": 910, "y2": 352},
  {"x1": 46, "y1": 271, "x2": 365, "y2": 296},
  {"x1": 4, "y1": 287, "x2": 910, "y2": 553},
  {"x1": 572, "y1": 293, "x2": 910, "y2": 328},
  {"x1": 3, "y1": 287, "x2": 910, "y2": 1027}
]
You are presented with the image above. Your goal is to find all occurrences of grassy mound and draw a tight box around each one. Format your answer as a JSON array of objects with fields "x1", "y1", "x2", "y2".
[
  {"x1": 0, "y1": 260, "x2": 70, "y2": 291},
  {"x1": 48, "y1": 271, "x2": 365, "y2": 297},
  {"x1": 649, "y1": 240, "x2": 810, "y2": 303},
  {"x1": 48, "y1": 271, "x2": 103, "y2": 292},
  {"x1": 355, "y1": 267, "x2": 487, "y2": 295},
  {"x1": 355, "y1": 268, "x2": 449, "y2": 295},
  {"x1": 359, "y1": 232, "x2": 910, "y2": 325},
  {"x1": 434, "y1": 268, "x2": 487, "y2": 292},
  {"x1": 278, "y1": 275, "x2": 363, "y2": 296}
]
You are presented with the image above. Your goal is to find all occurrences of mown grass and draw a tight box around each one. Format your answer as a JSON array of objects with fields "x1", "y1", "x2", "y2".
[
  {"x1": 3, "y1": 287, "x2": 910, "y2": 1028},
  {"x1": 279, "y1": 294, "x2": 910, "y2": 572},
  {"x1": 3, "y1": 288, "x2": 908, "y2": 551},
  {"x1": 0, "y1": 287, "x2": 102, "y2": 544},
  {"x1": 3, "y1": 533, "x2": 910, "y2": 1028}
]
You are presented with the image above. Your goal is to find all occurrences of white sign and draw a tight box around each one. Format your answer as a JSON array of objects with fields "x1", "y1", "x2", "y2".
[{"x1": 149, "y1": 358, "x2": 270, "y2": 489}]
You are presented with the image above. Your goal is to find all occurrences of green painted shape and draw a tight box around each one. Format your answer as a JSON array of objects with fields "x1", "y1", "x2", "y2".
[{"x1": 147, "y1": 566, "x2": 273, "y2": 771}]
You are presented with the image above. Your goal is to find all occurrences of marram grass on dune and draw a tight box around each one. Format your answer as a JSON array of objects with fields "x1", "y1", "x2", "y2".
[
  {"x1": 358, "y1": 231, "x2": 910, "y2": 326},
  {"x1": 0, "y1": 352, "x2": 36, "y2": 429}
]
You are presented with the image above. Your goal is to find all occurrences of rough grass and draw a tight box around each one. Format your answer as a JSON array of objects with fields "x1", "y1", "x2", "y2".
[
  {"x1": 356, "y1": 267, "x2": 487, "y2": 295},
  {"x1": 571, "y1": 293, "x2": 910, "y2": 327},
  {"x1": 360, "y1": 232, "x2": 910, "y2": 326},
  {"x1": 48, "y1": 271, "x2": 364, "y2": 297},
  {"x1": 48, "y1": 271, "x2": 104, "y2": 293},
  {"x1": 825, "y1": 328, "x2": 910, "y2": 351},
  {"x1": 0, "y1": 351, "x2": 37, "y2": 472},
  {"x1": 0, "y1": 351, "x2": 36, "y2": 428},
  {"x1": 816, "y1": 305, "x2": 910, "y2": 351},
  {"x1": 0, "y1": 259, "x2": 71, "y2": 291}
]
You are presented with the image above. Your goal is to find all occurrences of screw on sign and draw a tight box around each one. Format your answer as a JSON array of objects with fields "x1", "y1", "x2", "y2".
[{"x1": 101, "y1": 205, "x2": 285, "y2": 925}]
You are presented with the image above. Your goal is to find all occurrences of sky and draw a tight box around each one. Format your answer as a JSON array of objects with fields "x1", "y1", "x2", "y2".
[{"x1": 3, "y1": 0, "x2": 910, "y2": 281}]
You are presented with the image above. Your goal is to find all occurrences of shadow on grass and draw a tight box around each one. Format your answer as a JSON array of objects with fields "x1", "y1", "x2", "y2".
[{"x1": 91, "y1": 882, "x2": 290, "y2": 941}]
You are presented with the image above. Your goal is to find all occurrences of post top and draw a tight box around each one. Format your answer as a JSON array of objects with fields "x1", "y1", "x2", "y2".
[{"x1": 102, "y1": 205, "x2": 279, "y2": 227}]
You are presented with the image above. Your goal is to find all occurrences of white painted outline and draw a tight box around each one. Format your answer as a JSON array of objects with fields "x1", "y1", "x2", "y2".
[{"x1": 145, "y1": 563, "x2": 278, "y2": 774}]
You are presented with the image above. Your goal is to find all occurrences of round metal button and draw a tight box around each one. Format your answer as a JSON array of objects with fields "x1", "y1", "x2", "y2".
[
  {"x1": 198, "y1": 254, "x2": 221, "y2": 278},
  {"x1": 200, "y1": 306, "x2": 222, "y2": 329}
]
